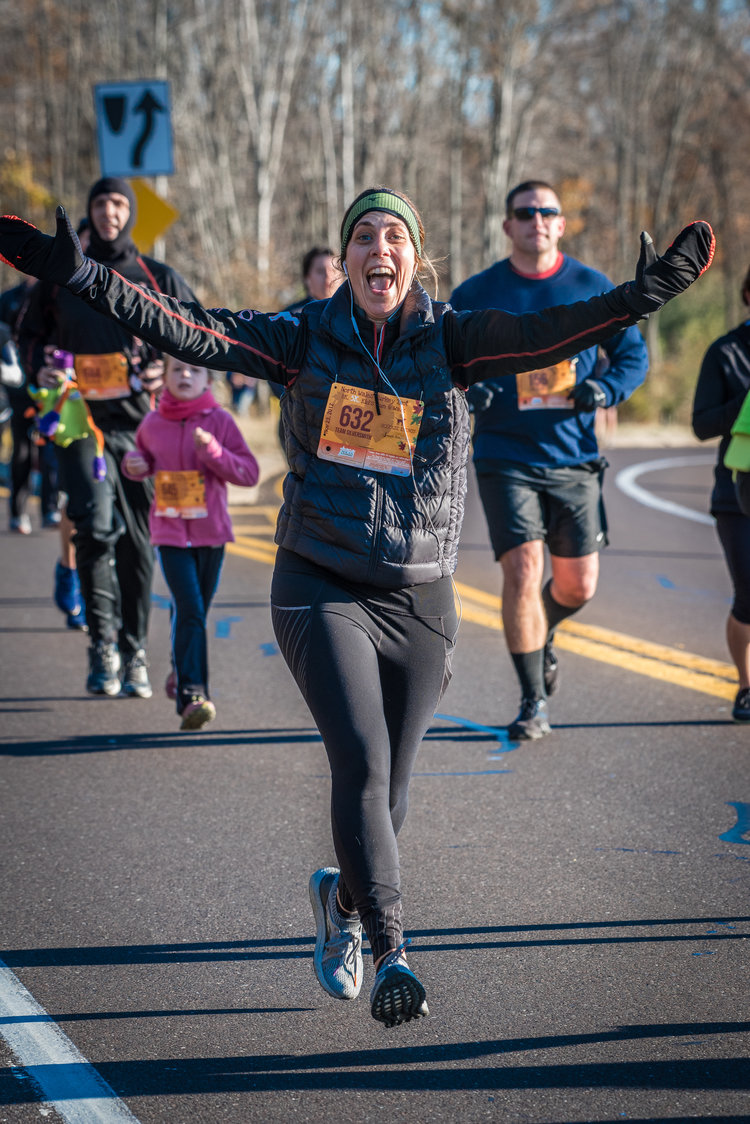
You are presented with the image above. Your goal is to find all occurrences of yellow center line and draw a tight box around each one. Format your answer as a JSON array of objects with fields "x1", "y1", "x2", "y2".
[
  {"x1": 453, "y1": 580, "x2": 735, "y2": 702},
  {"x1": 228, "y1": 510, "x2": 736, "y2": 702}
]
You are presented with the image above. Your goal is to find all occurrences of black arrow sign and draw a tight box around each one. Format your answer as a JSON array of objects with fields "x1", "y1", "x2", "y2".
[{"x1": 131, "y1": 89, "x2": 165, "y2": 169}]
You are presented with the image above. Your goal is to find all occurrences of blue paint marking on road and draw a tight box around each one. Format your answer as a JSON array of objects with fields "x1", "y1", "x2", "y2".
[
  {"x1": 151, "y1": 593, "x2": 171, "y2": 609},
  {"x1": 653, "y1": 574, "x2": 730, "y2": 603},
  {"x1": 414, "y1": 770, "x2": 512, "y2": 777},
  {"x1": 259, "y1": 642, "x2": 279, "y2": 656},
  {"x1": 215, "y1": 616, "x2": 242, "y2": 639},
  {"x1": 718, "y1": 801, "x2": 750, "y2": 846},
  {"x1": 692, "y1": 951, "x2": 716, "y2": 956},
  {"x1": 434, "y1": 712, "x2": 519, "y2": 756}
]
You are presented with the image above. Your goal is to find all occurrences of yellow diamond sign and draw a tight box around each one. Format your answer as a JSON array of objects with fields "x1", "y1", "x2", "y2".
[{"x1": 130, "y1": 178, "x2": 179, "y2": 251}]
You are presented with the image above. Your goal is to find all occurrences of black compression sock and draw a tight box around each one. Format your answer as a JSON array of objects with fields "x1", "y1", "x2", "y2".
[
  {"x1": 510, "y1": 648, "x2": 546, "y2": 700},
  {"x1": 542, "y1": 579, "x2": 585, "y2": 640}
]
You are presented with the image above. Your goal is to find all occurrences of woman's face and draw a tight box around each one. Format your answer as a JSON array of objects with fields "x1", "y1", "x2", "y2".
[{"x1": 344, "y1": 212, "x2": 417, "y2": 323}]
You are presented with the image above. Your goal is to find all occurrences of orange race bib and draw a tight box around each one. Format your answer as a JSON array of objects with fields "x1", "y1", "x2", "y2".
[
  {"x1": 74, "y1": 353, "x2": 131, "y2": 400},
  {"x1": 517, "y1": 359, "x2": 577, "y2": 410},
  {"x1": 154, "y1": 471, "x2": 207, "y2": 519},
  {"x1": 317, "y1": 382, "x2": 424, "y2": 477}
]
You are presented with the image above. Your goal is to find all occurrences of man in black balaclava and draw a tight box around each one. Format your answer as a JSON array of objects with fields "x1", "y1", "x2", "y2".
[{"x1": 18, "y1": 177, "x2": 199, "y2": 699}]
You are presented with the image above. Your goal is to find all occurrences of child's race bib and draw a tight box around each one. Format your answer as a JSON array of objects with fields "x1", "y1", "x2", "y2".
[
  {"x1": 317, "y1": 381, "x2": 424, "y2": 477},
  {"x1": 517, "y1": 359, "x2": 577, "y2": 410},
  {"x1": 154, "y1": 471, "x2": 207, "y2": 519},
  {"x1": 75, "y1": 353, "x2": 131, "y2": 400}
]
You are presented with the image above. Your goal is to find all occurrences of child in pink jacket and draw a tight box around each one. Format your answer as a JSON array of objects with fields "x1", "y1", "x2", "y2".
[{"x1": 123, "y1": 355, "x2": 259, "y2": 730}]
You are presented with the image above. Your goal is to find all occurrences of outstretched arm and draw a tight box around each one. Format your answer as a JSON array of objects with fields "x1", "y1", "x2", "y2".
[
  {"x1": 447, "y1": 222, "x2": 715, "y2": 384},
  {"x1": 0, "y1": 208, "x2": 302, "y2": 385}
]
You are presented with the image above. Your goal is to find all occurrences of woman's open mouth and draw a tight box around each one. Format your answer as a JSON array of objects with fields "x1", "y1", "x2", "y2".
[{"x1": 367, "y1": 266, "x2": 395, "y2": 293}]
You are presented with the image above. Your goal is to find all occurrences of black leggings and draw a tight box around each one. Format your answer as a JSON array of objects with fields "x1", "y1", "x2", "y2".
[
  {"x1": 716, "y1": 511, "x2": 750, "y2": 624},
  {"x1": 271, "y1": 549, "x2": 456, "y2": 961}
]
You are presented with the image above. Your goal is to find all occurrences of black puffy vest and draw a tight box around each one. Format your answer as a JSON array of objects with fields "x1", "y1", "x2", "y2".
[{"x1": 275, "y1": 283, "x2": 470, "y2": 587}]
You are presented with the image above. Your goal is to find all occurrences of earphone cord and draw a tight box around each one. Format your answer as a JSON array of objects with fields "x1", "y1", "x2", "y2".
[{"x1": 346, "y1": 291, "x2": 462, "y2": 641}]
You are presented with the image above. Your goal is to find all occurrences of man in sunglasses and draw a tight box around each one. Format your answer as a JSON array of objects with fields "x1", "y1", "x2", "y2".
[{"x1": 450, "y1": 180, "x2": 648, "y2": 739}]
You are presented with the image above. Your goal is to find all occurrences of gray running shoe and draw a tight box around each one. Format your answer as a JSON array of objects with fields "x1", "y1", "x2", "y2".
[
  {"x1": 309, "y1": 867, "x2": 363, "y2": 1000},
  {"x1": 508, "y1": 697, "x2": 551, "y2": 740},
  {"x1": 543, "y1": 640, "x2": 560, "y2": 696},
  {"x1": 86, "y1": 642, "x2": 121, "y2": 696},
  {"x1": 370, "y1": 941, "x2": 429, "y2": 1028},
  {"x1": 732, "y1": 687, "x2": 750, "y2": 724},
  {"x1": 121, "y1": 650, "x2": 153, "y2": 699}
]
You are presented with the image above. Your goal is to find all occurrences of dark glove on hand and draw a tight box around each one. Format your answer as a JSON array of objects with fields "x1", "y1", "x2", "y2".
[
  {"x1": 568, "y1": 378, "x2": 607, "y2": 413},
  {"x1": 624, "y1": 221, "x2": 715, "y2": 315},
  {"x1": 0, "y1": 206, "x2": 97, "y2": 292},
  {"x1": 465, "y1": 381, "x2": 496, "y2": 414}
]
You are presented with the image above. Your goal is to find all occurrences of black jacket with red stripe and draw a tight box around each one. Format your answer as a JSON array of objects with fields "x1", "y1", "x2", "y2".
[{"x1": 68, "y1": 267, "x2": 643, "y2": 586}]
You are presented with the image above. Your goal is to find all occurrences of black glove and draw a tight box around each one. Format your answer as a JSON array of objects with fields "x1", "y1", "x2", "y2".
[
  {"x1": 568, "y1": 378, "x2": 607, "y2": 413},
  {"x1": 465, "y1": 381, "x2": 497, "y2": 414},
  {"x1": 0, "y1": 206, "x2": 96, "y2": 292},
  {"x1": 624, "y1": 221, "x2": 715, "y2": 315}
]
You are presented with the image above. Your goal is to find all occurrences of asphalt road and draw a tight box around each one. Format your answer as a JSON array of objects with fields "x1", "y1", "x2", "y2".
[{"x1": 1, "y1": 446, "x2": 749, "y2": 1124}]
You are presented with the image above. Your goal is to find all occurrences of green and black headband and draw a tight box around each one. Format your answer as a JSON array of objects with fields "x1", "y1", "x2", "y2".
[{"x1": 340, "y1": 191, "x2": 422, "y2": 258}]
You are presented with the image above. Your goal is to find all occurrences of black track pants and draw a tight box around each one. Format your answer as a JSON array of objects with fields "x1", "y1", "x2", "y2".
[
  {"x1": 56, "y1": 431, "x2": 154, "y2": 656},
  {"x1": 271, "y1": 549, "x2": 456, "y2": 960}
]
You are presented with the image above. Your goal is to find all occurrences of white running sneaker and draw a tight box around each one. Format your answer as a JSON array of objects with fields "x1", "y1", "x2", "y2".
[
  {"x1": 370, "y1": 941, "x2": 429, "y2": 1028},
  {"x1": 309, "y1": 867, "x2": 363, "y2": 1000}
]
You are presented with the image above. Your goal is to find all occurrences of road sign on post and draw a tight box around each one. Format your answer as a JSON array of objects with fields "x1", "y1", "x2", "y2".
[
  {"x1": 94, "y1": 80, "x2": 173, "y2": 178},
  {"x1": 130, "y1": 178, "x2": 180, "y2": 253}
]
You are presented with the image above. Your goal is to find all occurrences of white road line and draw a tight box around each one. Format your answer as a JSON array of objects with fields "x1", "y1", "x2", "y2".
[
  {"x1": 614, "y1": 454, "x2": 716, "y2": 525},
  {"x1": 0, "y1": 959, "x2": 139, "y2": 1123}
]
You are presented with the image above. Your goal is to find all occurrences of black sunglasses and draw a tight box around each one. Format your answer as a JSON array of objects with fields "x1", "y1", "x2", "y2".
[{"x1": 510, "y1": 206, "x2": 561, "y2": 221}]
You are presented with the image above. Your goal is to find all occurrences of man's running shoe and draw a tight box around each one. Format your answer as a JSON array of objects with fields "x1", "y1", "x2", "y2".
[
  {"x1": 543, "y1": 640, "x2": 560, "y2": 696},
  {"x1": 370, "y1": 941, "x2": 429, "y2": 1028},
  {"x1": 508, "y1": 697, "x2": 551, "y2": 740},
  {"x1": 732, "y1": 687, "x2": 750, "y2": 723},
  {"x1": 309, "y1": 866, "x2": 363, "y2": 1000},
  {"x1": 86, "y1": 642, "x2": 121, "y2": 696},
  {"x1": 179, "y1": 694, "x2": 216, "y2": 731},
  {"x1": 53, "y1": 560, "x2": 87, "y2": 631},
  {"x1": 121, "y1": 650, "x2": 153, "y2": 699},
  {"x1": 164, "y1": 668, "x2": 177, "y2": 700}
]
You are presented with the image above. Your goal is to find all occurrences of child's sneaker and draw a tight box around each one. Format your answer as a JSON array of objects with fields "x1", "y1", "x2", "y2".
[
  {"x1": 180, "y1": 693, "x2": 216, "y2": 731},
  {"x1": 369, "y1": 941, "x2": 429, "y2": 1028}
]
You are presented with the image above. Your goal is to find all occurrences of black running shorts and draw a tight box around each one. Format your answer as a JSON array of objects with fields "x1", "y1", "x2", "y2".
[{"x1": 476, "y1": 459, "x2": 609, "y2": 560}]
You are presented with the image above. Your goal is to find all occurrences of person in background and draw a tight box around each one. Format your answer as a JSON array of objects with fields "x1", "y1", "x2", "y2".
[
  {"x1": 18, "y1": 178, "x2": 198, "y2": 698},
  {"x1": 123, "y1": 354, "x2": 259, "y2": 730},
  {"x1": 0, "y1": 188, "x2": 713, "y2": 1027},
  {"x1": 692, "y1": 263, "x2": 750, "y2": 723},
  {"x1": 0, "y1": 273, "x2": 59, "y2": 533},
  {"x1": 268, "y1": 247, "x2": 343, "y2": 442},
  {"x1": 450, "y1": 180, "x2": 650, "y2": 740}
]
